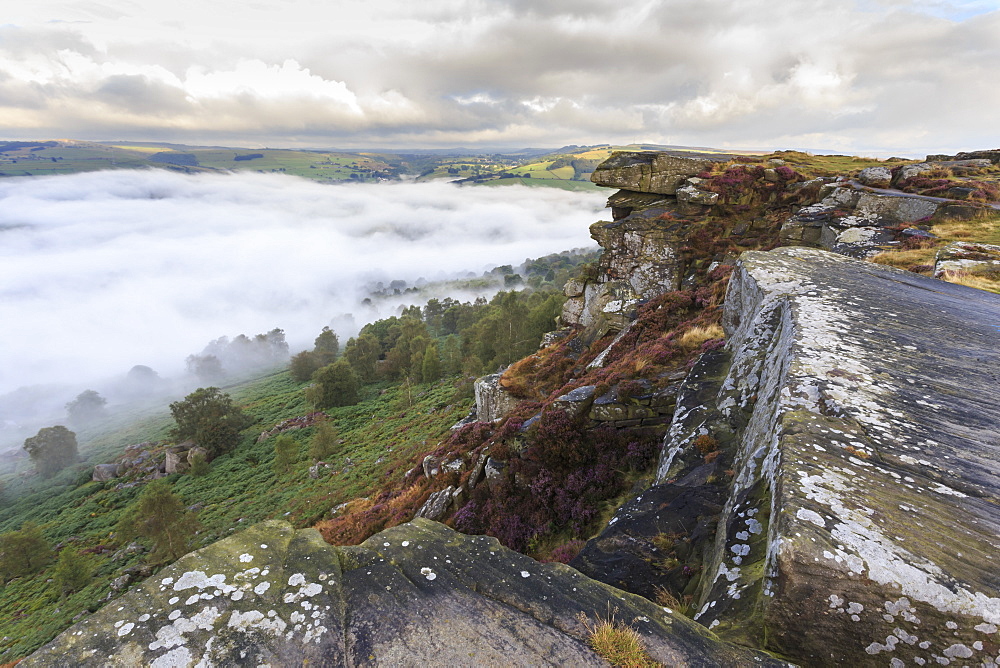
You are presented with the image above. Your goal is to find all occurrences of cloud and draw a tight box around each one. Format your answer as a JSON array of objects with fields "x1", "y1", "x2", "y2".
[
  {"x1": 1, "y1": 1, "x2": 999, "y2": 152},
  {"x1": 0, "y1": 170, "x2": 605, "y2": 401}
]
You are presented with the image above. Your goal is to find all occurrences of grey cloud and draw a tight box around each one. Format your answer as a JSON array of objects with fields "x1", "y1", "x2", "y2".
[
  {"x1": 95, "y1": 74, "x2": 191, "y2": 114},
  {"x1": 2, "y1": 2, "x2": 1000, "y2": 151}
]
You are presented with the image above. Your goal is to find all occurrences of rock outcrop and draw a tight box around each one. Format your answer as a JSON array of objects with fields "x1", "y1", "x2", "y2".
[
  {"x1": 561, "y1": 151, "x2": 735, "y2": 334},
  {"x1": 23, "y1": 519, "x2": 788, "y2": 667},
  {"x1": 648, "y1": 247, "x2": 1000, "y2": 665},
  {"x1": 473, "y1": 372, "x2": 519, "y2": 422},
  {"x1": 591, "y1": 151, "x2": 726, "y2": 195}
]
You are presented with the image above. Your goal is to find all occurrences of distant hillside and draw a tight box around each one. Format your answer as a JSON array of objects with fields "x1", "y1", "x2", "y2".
[{"x1": 0, "y1": 139, "x2": 749, "y2": 190}]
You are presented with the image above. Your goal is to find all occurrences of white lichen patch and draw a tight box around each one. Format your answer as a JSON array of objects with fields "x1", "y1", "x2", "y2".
[
  {"x1": 150, "y1": 646, "x2": 193, "y2": 668},
  {"x1": 421, "y1": 567, "x2": 437, "y2": 581},
  {"x1": 254, "y1": 582, "x2": 271, "y2": 596},
  {"x1": 228, "y1": 610, "x2": 287, "y2": 636},
  {"x1": 239, "y1": 553, "x2": 254, "y2": 563},
  {"x1": 287, "y1": 573, "x2": 305, "y2": 587}
]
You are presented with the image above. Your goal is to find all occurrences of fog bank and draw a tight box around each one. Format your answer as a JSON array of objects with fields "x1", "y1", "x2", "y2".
[{"x1": 0, "y1": 170, "x2": 604, "y2": 401}]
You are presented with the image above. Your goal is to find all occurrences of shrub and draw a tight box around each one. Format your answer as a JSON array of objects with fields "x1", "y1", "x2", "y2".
[
  {"x1": 545, "y1": 539, "x2": 586, "y2": 563},
  {"x1": 694, "y1": 434, "x2": 718, "y2": 454}
]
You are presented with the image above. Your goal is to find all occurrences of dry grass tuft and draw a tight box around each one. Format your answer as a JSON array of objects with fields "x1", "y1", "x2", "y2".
[
  {"x1": 577, "y1": 610, "x2": 661, "y2": 668},
  {"x1": 869, "y1": 248, "x2": 937, "y2": 271},
  {"x1": 654, "y1": 585, "x2": 684, "y2": 613},
  {"x1": 676, "y1": 324, "x2": 724, "y2": 350},
  {"x1": 939, "y1": 270, "x2": 1000, "y2": 294}
]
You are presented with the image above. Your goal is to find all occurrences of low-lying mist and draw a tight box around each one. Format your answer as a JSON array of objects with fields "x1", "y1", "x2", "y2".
[{"x1": 0, "y1": 169, "x2": 604, "y2": 438}]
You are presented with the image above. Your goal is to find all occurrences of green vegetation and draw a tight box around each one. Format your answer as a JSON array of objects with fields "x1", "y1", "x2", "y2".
[
  {"x1": 272, "y1": 434, "x2": 300, "y2": 475},
  {"x1": 306, "y1": 360, "x2": 360, "y2": 408},
  {"x1": 169, "y1": 387, "x2": 253, "y2": 458},
  {"x1": 115, "y1": 480, "x2": 201, "y2": 564},
  {"x1": 52, "y1": 548, "x2": 93, "y2": 595},
  {"x1": 23, "y1": 426, "x2": 78, "y2": 478},
  {"x1": 0, "y1": 522, "x2": 51, "y2": 583}
]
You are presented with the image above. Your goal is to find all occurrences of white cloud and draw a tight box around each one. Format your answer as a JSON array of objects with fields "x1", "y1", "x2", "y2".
[{"x1": 0, "y1": 171, "x2": 604, "y2": 397}]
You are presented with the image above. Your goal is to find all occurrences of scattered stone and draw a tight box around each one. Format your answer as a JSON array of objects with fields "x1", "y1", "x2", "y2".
[
  {"x1": 91, "y1": 464, "x2": 120, "y2": 482},
  {"x1": 856, "y1": 165, "x2": 892, "y2": 188},
  {"x1": 414, "y1": 486, "x2": 455, "y2": 521}
]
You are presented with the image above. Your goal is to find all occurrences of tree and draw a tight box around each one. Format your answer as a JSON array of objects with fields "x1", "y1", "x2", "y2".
[
  {"x1": 272, "y1": 434, "x2": 299, "y2": 475},
  {"x1": 309, "y1": 421, "x2": 339, "y2": 461},
  {"x1": 0, "y1": 522, "x2": 52, "y2": 582},
  {"x1": 344, "y1": 333, "x2": 380, "y2": 383},
  {"x1": 313, "y1": 326, "x2": 340, "y2": 366},
  {"x1": 116, "y1": 480, "x2": 200, "y2": 564},
  {"x1": 289, "y1": 350, "x2": 322, "y2": 383},
  {"x1": 66, "y1": 390, "x2": 108, "y2": 426},
  {"x1": 186, "y1": 354, "x2": 225, "y2": 383},
  {"x1": 23, "y1": 426, "x2": 78, "y2": 477},
  {"x1": 53, "y1": 548, "x2": 92, "y2": 594},
  {"x1": 306, "y1": 360, "x2": 359, "y2": 409},
  {"x1": 421, "y1": 341, "x2": 442, "y2": 383},
  {"x1": 169, "y1": 387, "x2": 253, "y2": 459}
]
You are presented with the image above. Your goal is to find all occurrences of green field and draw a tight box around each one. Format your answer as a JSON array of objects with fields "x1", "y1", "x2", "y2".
[{"x1": 0, "y1": 140, "x2": 621, "y2": 190}]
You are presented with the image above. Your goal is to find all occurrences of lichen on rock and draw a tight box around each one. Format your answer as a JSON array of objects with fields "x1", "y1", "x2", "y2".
[
  {"x1": 657, "y1": 246, "x2": 1000, "y2": 665},
  {"x1": 23, "y1": 519, "x2": 789, "y2": 667}
]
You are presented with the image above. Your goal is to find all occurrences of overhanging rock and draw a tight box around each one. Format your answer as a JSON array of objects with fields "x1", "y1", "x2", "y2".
[
  {"x1": 22, "y1": 519, "x2": 788, "y2": 667},
  {"x1": 660, "y1": 246, "x2": 1000, "y2": 665}
]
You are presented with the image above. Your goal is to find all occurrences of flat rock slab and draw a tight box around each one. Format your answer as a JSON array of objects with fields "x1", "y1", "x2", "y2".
[
  {"x1": 23, "y1": 519, "x2": 787, "y2": 667},
  {"x1": 687, "y1": 247, "x2": 1000, "y2": 665}
]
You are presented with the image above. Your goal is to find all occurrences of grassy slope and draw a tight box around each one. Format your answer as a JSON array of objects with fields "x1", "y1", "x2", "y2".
[{"x1": 0, "y1": 368, "x2": 471, "y2": 660}]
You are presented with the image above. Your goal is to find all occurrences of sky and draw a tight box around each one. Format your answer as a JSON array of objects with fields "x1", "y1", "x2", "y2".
[
  {"x1": 1, "y1": 0, "x2": 999, "y2": 155},
  {"x1": 0, "y1": 171, "x2": 604, "y2": 406}
]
